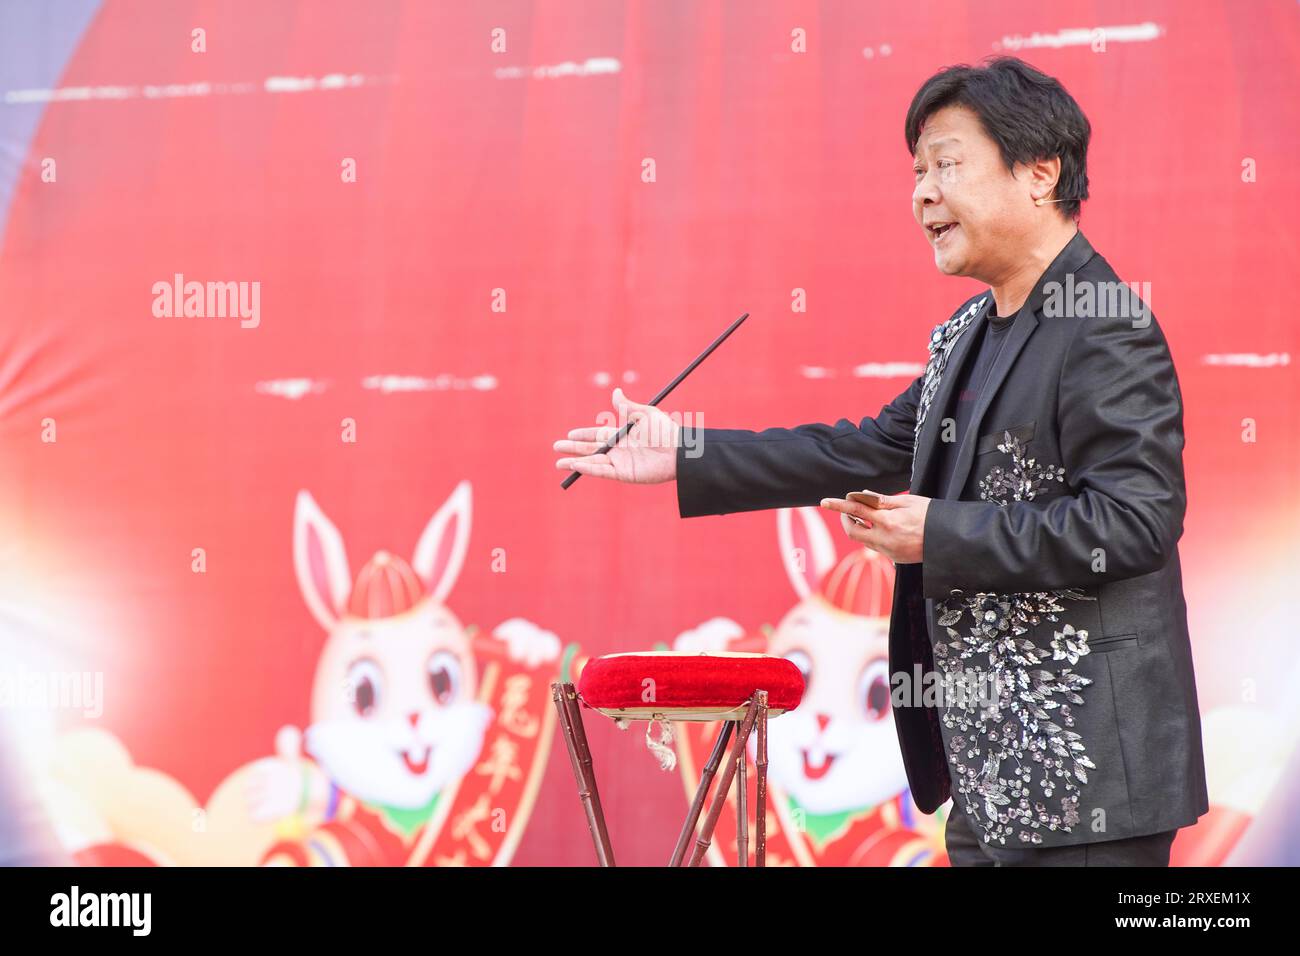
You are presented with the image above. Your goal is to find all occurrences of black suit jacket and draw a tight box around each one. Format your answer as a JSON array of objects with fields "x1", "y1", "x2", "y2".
[{"x1": 675, "y1": 230, "x2": 1209, "y2": 848}]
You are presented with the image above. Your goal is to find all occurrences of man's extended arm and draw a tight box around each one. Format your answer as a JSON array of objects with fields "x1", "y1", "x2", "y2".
[
  {"x1": 675, "y1": 374, "x2": 924, "y2": 518},
  {"x1": 921, "y1": 310, "x2": 1186, "y2": 598}
]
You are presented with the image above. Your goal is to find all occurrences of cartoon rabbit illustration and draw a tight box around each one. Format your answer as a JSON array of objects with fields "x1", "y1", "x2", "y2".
[
  {"x1": 248, "y1": 481, "x2": 567, "y2": 865},
  {"x1": 671, "y1": 505, "x2": 947, "y2": 865}
]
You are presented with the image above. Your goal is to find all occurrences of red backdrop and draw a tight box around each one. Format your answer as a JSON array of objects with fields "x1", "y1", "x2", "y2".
[{"x1": 0, "y1": 0, "x2": 1296, "y2": 865}]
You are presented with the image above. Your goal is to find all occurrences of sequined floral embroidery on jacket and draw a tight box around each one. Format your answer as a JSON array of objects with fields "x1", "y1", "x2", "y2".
[
  {"x1": 977, "y1": 431, "x2": 1066, "y2": 504},
  {"x1": 934, "y1": 429, "x2": 1098, "y2": 846}
]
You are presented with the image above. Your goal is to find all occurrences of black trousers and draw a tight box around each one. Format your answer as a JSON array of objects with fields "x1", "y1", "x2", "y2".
[{"x1": 944, "y1": 805, "x2": 1178, "y2": 867}]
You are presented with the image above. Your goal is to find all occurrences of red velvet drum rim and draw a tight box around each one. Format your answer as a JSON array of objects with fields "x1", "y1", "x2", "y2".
[{"x1": 577, "y1": 652, "x2": 805, "y2": 714}]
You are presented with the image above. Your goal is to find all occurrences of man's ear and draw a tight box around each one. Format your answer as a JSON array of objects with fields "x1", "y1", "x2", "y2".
[{"x1": 1026, "y1": 155, "x2": 1063, "y2": 203}]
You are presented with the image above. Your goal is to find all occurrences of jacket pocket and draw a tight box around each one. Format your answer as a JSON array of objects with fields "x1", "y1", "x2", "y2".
[
  {"x1": 975, "y1": 420, "x2": 1035, "y2": 455},
  {"x1": 1088, "y1": 632, "x2": 1139, "y2": 654}
]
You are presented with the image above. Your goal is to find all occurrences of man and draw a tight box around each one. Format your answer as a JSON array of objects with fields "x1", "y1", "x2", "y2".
[{"x1": 553, "y1": 56, "x2": 1208, "y2": 867}]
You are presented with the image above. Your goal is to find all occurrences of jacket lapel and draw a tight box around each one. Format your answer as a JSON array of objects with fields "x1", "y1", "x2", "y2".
[
  {"x1": 910, "y1": 296, "x2": 990, "y2": 494},
  {"x1": 918, "y1": 229, "x2": 1100, "y2": 500}
]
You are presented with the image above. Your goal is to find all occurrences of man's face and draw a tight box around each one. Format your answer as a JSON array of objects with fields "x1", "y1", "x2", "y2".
[{"x1": 911, "y1": 105, "x2": 1035, "y2": 281}]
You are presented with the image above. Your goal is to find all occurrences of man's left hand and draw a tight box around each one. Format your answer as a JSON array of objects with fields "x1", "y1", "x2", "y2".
[{"x1": 819, "y1": 493, "x2": 931, "y2": 564}]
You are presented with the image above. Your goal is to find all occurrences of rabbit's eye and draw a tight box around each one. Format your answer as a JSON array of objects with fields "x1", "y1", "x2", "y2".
[
  {"x1": 346, "y1": 659, "x2": 383, "y2": 717},
  {"x1": 857, "y1": 657, "x2": 890, "y2": 722},
  {"x1": 426, "y1": 651, "x2": 462, "y2": 705},
  {"x1": 784, "y1": 650, "x2": 812, "y2": 694}
]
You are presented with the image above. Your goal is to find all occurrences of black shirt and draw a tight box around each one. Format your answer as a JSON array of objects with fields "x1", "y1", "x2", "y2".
[{"x1": 932, "y1": 308, "x2": 1016, "y2": 495}]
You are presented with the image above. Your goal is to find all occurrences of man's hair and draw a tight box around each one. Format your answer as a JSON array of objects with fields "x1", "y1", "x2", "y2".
[{"x1": 904, "y1": 56, "x2": 1091, "y2": 220}]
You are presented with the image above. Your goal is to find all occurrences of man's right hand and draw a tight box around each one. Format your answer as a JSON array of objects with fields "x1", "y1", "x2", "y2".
[{"x1": 553, "y1": 387, "x2": 680, "y2": 484}]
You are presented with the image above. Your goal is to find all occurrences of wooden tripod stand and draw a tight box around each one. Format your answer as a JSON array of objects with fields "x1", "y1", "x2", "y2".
[{"x1": 550, "y1": 681, "x2": 770, "y2": 866}]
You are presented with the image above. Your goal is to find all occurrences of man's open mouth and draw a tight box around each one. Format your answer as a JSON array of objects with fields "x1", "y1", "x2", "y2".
[{"x1": 927, "y1": 221, "x2": 958, "y2": 243}]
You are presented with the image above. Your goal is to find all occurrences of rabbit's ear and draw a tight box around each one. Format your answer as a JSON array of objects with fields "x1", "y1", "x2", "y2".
[
  {"x1": 294, "y1": 490, "x2": 352, "y2": 631},
  {"x1": 777, "y1": 506, "x2": 837, "y2": 599},
  {"x1": 412, "y1": 480, "x2": 472, "y2": 605}
]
